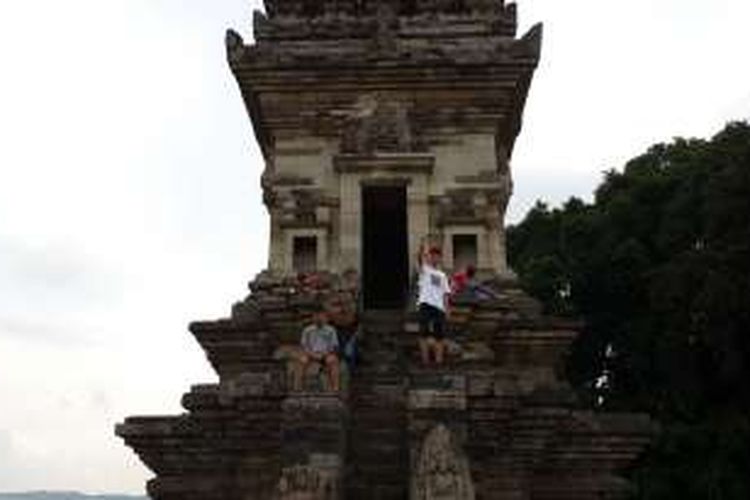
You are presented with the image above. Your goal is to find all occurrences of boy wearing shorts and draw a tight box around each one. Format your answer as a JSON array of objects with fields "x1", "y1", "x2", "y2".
[{"x1": 417, "y1": 246, "x2": 451, "y2": 365}]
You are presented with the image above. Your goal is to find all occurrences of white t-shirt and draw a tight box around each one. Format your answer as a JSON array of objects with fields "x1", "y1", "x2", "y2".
[{"x1": 417, "y1": 264, "x2": 451, "y2": 311}]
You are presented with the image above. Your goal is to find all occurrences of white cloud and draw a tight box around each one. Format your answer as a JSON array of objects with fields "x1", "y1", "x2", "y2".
[
  {"x1": 0, "y1": 0, "x2": 264, "y2": 493},
  {"x1": 509, "y1": 0, "x2": 750, "y2": 220}
]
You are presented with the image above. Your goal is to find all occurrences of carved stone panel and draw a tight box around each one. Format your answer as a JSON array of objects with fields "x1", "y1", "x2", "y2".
[
  {"x1": 340, "y1": 95, "x2": 422, "y2": 154},
  {"x1": 277, "y1": 465, "x2": 339, "y2": 500},
  {"x1": 411, "y1": 424, "x2": 475, "y2": 500}
]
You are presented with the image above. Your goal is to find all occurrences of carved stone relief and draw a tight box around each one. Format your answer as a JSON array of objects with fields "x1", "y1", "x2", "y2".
[
  {"x1": 277, "y1": 465, "x2": 338, "y2": 500},
  {"x1": 340, "y1": 94, "x2": 420, "y2": 154},
  {"x1": 411, "y1": 424, "x2": 475, "y2": 500}
]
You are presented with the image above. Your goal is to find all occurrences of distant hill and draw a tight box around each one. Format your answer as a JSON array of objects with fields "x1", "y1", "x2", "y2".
[{"x1": 0, "y1": 493, "x2": 146, "y2": 500}]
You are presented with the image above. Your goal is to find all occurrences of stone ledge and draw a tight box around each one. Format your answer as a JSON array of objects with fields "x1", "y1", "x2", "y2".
[
  {"x1": 282, "y1": 393, "x2": 349, "y2": 412},
  {"x1": 333, "y1": 153, "x2": 434, "y2": 174}
]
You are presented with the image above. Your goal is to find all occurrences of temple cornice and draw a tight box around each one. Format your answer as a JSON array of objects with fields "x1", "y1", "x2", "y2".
[
  {"x1": 227, "y1": 25, "x2": 541, "y2": 70},
  {"x1": 226, "y1": 21, "x2": 541, "y2": 160},
  {"x1": 261, "y1": 0, "x2": 516, "y2": 23},
  {"x1": 333, "y1": 153, "x2": 435, "y2": 174}
]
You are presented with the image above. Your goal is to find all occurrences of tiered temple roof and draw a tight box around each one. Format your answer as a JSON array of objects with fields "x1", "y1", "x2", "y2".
[{"x1": 227, "y1": 0, "x2": 540, "y2": 161}]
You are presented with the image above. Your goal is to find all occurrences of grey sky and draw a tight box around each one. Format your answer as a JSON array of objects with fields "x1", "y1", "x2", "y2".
[{"x1": 0, "y1": 0, "x2": 748, "y2": 494}]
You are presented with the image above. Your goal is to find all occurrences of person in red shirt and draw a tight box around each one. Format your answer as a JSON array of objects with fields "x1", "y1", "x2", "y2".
[
  {"x1": 450, "y1": 264, "x2": 475, "y2": 297},
  {"x1": 450, "y1": 264, "x2": 498, "y2": 302}
]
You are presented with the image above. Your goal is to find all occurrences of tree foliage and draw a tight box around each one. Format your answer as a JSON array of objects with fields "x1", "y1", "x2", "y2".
[{"x1": 507, "y1": 121, "x2": 750, "y2": 499}]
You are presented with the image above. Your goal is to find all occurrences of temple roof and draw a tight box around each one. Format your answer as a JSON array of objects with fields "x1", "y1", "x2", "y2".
[
  {"x1": 252, "y1": 0, "x2": 519, "y2": 41},
  {"x1": 262, "y1": 0, "x2": 513, "y2": 19},
  {"x1": 227, "y1": 0, "x2": 541, "y2": 159}
]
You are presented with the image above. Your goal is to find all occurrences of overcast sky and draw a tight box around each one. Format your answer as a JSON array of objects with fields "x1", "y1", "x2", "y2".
[{"x1": 0, "y1": 0, "x2": 748, "y2": 494}]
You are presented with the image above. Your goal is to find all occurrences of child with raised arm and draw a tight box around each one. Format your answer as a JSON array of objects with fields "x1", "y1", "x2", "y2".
[{"x1": 416, "y1": 244, "x2": 452, "y2": 365}]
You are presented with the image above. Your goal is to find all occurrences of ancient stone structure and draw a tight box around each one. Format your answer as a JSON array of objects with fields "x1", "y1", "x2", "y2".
[
  {"x1": 226, "y1": 0, "x2": 542, "y2": 308},
  {"x1": 411, "y1": 425, "x2": 475, "y2": 500},
  {"x1": 117, "y1": 1, "x2": 654, "y2": 499}
]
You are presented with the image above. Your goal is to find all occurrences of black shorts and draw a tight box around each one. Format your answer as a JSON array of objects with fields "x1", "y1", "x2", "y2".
[{"x1": 419, "y1": 303, "x2": 446, "y2": 340}]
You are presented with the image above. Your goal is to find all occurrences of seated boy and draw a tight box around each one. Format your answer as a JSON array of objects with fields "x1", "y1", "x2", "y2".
[{"x1": 294, "y1": 309, "x2": 340, "y2": 392}]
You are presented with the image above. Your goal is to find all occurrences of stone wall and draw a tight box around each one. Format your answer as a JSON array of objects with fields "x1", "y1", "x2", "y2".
[{"x1": 117, "y1": 273, "x2": 655, "y2": 499}]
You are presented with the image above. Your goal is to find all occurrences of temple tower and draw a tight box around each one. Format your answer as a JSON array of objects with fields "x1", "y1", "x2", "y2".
[
  {"x1": 117, "y1": 2, "x2": 654, "y2": 499},
  {"x1": 227, "y1": 0, "x2": 540, "y2": 307}
]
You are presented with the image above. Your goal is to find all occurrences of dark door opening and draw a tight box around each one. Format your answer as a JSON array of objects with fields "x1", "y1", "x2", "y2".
[
  {"x1": 452, "y1": 234, "x2": 478, "y2": 271},
  {"x1": 292, "y1": 236, "x2": 317, "y2": 273},
  {"x1": 362, "y1": 185, "x2": 409, "y2": 309}
]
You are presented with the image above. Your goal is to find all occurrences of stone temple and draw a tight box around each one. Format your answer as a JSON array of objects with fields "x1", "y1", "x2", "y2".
[{"x1": 117, "y1": 1, "x2": 654, "y2": 499}]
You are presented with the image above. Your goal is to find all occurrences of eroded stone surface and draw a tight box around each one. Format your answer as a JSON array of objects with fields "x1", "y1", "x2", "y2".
[
  {"x1": 224, "y1": 0, "x2": 542, "y2": 277},
  {"x1": 411, "y1": 425, "x2": 475, "y2": 500},
  {"x1": 117, "y1": 276, "x2": 654, "y2": 499}
]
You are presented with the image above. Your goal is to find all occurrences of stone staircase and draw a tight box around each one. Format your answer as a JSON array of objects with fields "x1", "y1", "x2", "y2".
[
  {"x1": 346, "y1": 310, "x2": 410, "y2": 499},
  {"x1": 118, "y1": 281, "x2": 654, "y2": 500}
]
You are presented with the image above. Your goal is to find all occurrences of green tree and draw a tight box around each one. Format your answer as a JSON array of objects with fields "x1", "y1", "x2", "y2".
[{"x1": 507, "y1": 121, "x2": 750, "y2": 499}]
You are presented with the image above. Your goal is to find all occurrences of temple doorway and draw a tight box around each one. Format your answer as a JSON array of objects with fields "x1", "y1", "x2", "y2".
[{"x1": 362, "y1": 185, "x2": 409, "y2": 309}]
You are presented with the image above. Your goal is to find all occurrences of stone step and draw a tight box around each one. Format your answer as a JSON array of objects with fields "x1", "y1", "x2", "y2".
[
  {"x1": 348, "y1": 447, "x2": 407, "y2": 463},
  {"x1": 345, "y1": 484, "x2": 408, "y2": 500},
  {"x1": 349, "y1": 379, "x2": 407, "y2": 389},
  {"x1": 350, "y1": 381, "x2": 404, "y2": 390},
  {"x1": 348, "y1": 433, "x2": 405, "y2": 446},
  {"x1": 346, "y1": 464, "x2": 408, "y2": 479},
  {"x1": 349, "y1": 401, "x2": 405, "y2": 411}
]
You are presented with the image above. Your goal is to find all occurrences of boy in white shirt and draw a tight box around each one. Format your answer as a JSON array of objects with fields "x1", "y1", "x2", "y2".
[{"x1": 417, "y1": 245, "x2": 452, "y2": 365}]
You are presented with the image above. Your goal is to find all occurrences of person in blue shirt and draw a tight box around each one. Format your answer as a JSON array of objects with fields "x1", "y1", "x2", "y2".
[{"x1": 295, "y1": 309, "x2": 340, "y2": 392}]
